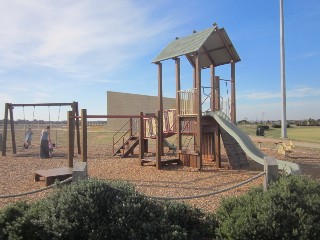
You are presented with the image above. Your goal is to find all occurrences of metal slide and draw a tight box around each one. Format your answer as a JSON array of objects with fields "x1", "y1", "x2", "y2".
[{"x1": 205, "y1": 111, "x2": 300, "y2": 175}]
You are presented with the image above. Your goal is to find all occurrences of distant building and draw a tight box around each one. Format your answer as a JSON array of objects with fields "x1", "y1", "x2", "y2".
[{"x1": 107, "y1": 91, "x2": 175, "y2": 131}]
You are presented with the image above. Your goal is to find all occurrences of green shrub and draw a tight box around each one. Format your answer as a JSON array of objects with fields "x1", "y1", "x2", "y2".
[
  {"x1": 0, "y1": 179, "x2": 216, "y2": 240},
  {"x1": 0, "y1": 201, "x2": 43, "y2": 240},
  {"x1": 215, "y1": 175, "x2": 320, "y2": 239},
  {"x1": 257, "y1": 124, "x2": 269, "y2": 130},
  {"x1": 272, "y1": 123, "x2": 291, "y2": 128}
]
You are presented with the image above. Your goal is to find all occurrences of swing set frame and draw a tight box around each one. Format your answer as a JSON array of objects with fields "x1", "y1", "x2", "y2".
[{"x1": 1, "y1": 102, "x2": 81, "y2": 156}]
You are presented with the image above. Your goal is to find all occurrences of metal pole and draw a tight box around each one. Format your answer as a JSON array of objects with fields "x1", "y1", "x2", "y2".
[{"x1": 280, "y1": 0, "x2": 287, "y2": 138}]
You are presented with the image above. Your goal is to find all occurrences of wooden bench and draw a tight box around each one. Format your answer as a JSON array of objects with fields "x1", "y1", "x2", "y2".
[{"x1": 34, "y1": 167, "x2": 72, "y2": 186}]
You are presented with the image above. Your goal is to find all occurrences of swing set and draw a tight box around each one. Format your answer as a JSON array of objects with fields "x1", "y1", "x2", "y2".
[{"x1": 1, "y1": 102, "x2": 81, "y2": 156}]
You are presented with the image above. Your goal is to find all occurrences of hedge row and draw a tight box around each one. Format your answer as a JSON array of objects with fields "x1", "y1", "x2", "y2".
[
  {"x1": 0, "y1": 179, "x2": 216, "y2": 240},
  {"x1": 1, "y1": 176, "x2": 320, "y2": 239}
]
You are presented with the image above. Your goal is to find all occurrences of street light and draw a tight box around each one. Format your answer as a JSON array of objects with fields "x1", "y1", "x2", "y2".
[{"x1": 280, "y1": 0, "x2": 287, "y2": 138}]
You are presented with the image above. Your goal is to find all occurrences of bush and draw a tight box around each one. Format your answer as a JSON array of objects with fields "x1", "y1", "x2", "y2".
[
  {"x1": 215, "y1": 175, "x2": 320, "y2": 239},
  {"x1": 0, "y1": 179, "x2": 216, "y2": 240},
  {"x1": 257, "y1": 124, "x2": 269, "y2": 130},
  {"x1": 0, "y1": 201, "x2": 44, "y2": 240},
  {"x1": 272, "y1": 123, "x2": 291, "y2": 128}
]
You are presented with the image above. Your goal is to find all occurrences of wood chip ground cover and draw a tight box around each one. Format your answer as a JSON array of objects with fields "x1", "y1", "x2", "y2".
[{"x1": 1, "y1": 131, "x2": 319, "y2": 213}]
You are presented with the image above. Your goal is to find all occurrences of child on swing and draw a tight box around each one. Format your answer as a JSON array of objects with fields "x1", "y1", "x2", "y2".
[
  {"x1": 48, "y1": 139, "x2": 54, "y2": 158},
  {"x1": 24, "y1": 128, "x2": 33, "y2": 149}
]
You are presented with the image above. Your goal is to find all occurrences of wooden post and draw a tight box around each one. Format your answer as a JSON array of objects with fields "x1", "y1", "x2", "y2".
[
  {"x1": 139, "y1": 112, "x2": 144, "y2": 165},
  {"x1": 73, "y1": 101, "x2": 81, "y2": 154},
  {"x1": 195, "y1": 53, "x2": 202, "y2": 169},
  {"x1": 9, "y1": 106, "x2": 16, "y2": 154},
  {"x1": 263, "y1": 156, "x2": 278, "y2": 190},
  {"x1": 157, "y1": 62, "x2": 163, "y2": 156},
  {"x1": 214, "y1": 76, "x2": 221, "y2": 167},
  {"x1": 129, "y1": 118, "x2": 133, "y2": 137},
  {"x1": 175, "y1": 58, "x2": 181, "y2": 152},
  {"x1": 156, "y1": 111, "x2": 161, "y2": 169},
  {"x1": 210, "y1": 65, "x2": 215, "y2": 112},
  {"x1": 81, "y1": 109, "x2": 87, "y2": 163},
  {"x1": 193, "y1": 68, "x2": 196, "y2": 89},
  {"x1": 2, "y1": 103, "x2": 9, "y2": 156},
  {"x1": 67, "y1": 111, "x2": 74, "y2": 168},
  {"x1": 231, "y1": 62, "x2": 236, "y2": 123}
]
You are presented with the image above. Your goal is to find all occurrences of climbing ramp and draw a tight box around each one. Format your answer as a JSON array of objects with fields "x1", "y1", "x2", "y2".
[{"x1": 205, "y1": 111, "x2": 300, "y2": 175}]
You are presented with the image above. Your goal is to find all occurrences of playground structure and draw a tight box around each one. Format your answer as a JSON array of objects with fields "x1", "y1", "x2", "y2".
[
  {"x1": 0, "y1": 24, "x2": 300, "y2": 187},
  {"x1": 71, "y1": 24, "x2": 299, "y2": 176},
  {"x1": 1, "y1": 102, "x2": 81, "y2": 157}
]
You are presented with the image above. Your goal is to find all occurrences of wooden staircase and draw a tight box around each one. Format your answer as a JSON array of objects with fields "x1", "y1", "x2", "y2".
[
  {"x1": 112, "y1": 117, "x2": 140, "y2": 158},
  {"x1": 112, "y1": 136, "x2": 139, "y2": 158}
]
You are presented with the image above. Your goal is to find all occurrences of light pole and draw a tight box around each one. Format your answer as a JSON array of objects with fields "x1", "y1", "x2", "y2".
[{"x1": 280, "y1": 0, "x2": 287, "y2": 138}]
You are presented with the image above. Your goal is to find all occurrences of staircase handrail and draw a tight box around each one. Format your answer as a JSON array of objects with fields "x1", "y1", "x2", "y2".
[{"x1": 112, "y1": 118, "x2": 139, "y2": 154}]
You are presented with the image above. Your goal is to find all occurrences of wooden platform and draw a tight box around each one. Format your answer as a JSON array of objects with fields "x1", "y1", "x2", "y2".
[{"x1": 34, "y1": 167, "x2": 73, "y2": 186}]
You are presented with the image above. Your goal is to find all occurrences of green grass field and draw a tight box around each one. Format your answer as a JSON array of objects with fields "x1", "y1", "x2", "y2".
[{"x1": 239, "y1": 125, "x2": 320, "y2": 144}]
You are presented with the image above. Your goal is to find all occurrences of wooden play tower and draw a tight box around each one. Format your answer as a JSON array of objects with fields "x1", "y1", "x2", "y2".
[{"x1": 152, "y1": 23, "x2": 245, "y2": 170}]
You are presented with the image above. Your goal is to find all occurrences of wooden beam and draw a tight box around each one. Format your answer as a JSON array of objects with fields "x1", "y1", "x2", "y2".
[
  {"x1": 9, "y1": 107, "x2": 16, "y2": 154},
  {"x1": 156, "y1": 111, "x2": 161, "y2": 169},
  {"x1": 210, "y1": 65, "x2": 215, "y2": 111},
  {"x1": 214, "y1": 125, "x2": 221, "y2": 168},
  {"x1": 81, "y1": 109, "x2": 87, "y2": 163},
  {"x1": 213, "y1": 76, "x2": 221, "y2": 167},
  {"x1": 1, "y1": 103, "x2": 9, "y2": 156},
  {"x1": 195, "y1": 53, "x2": 202, "y2": 170},
  {"x1": 73, "y1": 102, "x2": 81, "y2": 155},
  {"x1": 231, "y1": 62, "x2": 236, "y2": 123},
  {"x1": 157, "y1": 62, "x2": 163, "y2": 156},
  {"x1": 139, "y1": 112, "x2": 144, "y2": 164},
  {"x1": 198, "y1": 44, "x2": 234, "y2": 56},
  {"x1": 215, "y1": 27, "x2": 237, "y2": 61},
  {"x1": 10, "y1": 103, "x2": 74, "y2": 107},
  {"x1": 175, "y1": 58, "x2": 182, "y2": 152},
  {"x1": 202, "y1": 46, "x2": 217, "y2": 66},
  {"x1": 67, "y1": 111, "x2": 74, "y2": 168},
  {"x1": 185, "y1": 54, "x2": 195, "y2": 68}
]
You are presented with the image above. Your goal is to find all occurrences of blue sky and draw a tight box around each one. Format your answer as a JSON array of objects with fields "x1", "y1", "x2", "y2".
[{"x1": 0, "y1": 0, "x2": 319, "y2": 121}]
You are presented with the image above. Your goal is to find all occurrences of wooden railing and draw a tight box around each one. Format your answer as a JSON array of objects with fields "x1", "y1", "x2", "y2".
[
  {"x1": 112, "y1": 118, "x2": 139, "y2": 154},
  {"x1": 178, "y1": 88, "x2": 196, "y2": 116}
]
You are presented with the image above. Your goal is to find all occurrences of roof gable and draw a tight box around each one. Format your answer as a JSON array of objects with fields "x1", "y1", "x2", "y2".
[{"x1": 153, "y1": 25, "x2": 240, "y2": 68}]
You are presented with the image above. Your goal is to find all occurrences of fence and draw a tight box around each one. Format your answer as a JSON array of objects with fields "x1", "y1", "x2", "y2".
[{"x1": 178, "y1": 89, "x2": 196, "y2": 115}]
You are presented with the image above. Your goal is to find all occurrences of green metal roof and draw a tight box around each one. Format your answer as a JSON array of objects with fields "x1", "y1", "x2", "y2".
[{"x1": 153, "y1": 25, "x2": 241, "y2": 68}]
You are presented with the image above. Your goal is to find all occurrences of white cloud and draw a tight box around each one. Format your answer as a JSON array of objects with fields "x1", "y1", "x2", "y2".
[
  {"x1": 300, "y1": 52, "x2": 319, "y2": 58},
  {"x1": 0, "y1": 0, "x2": 179, "y2": 76},
  {"x1": 10, "y1": 87, "x2": 30, "y2": 92}
]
